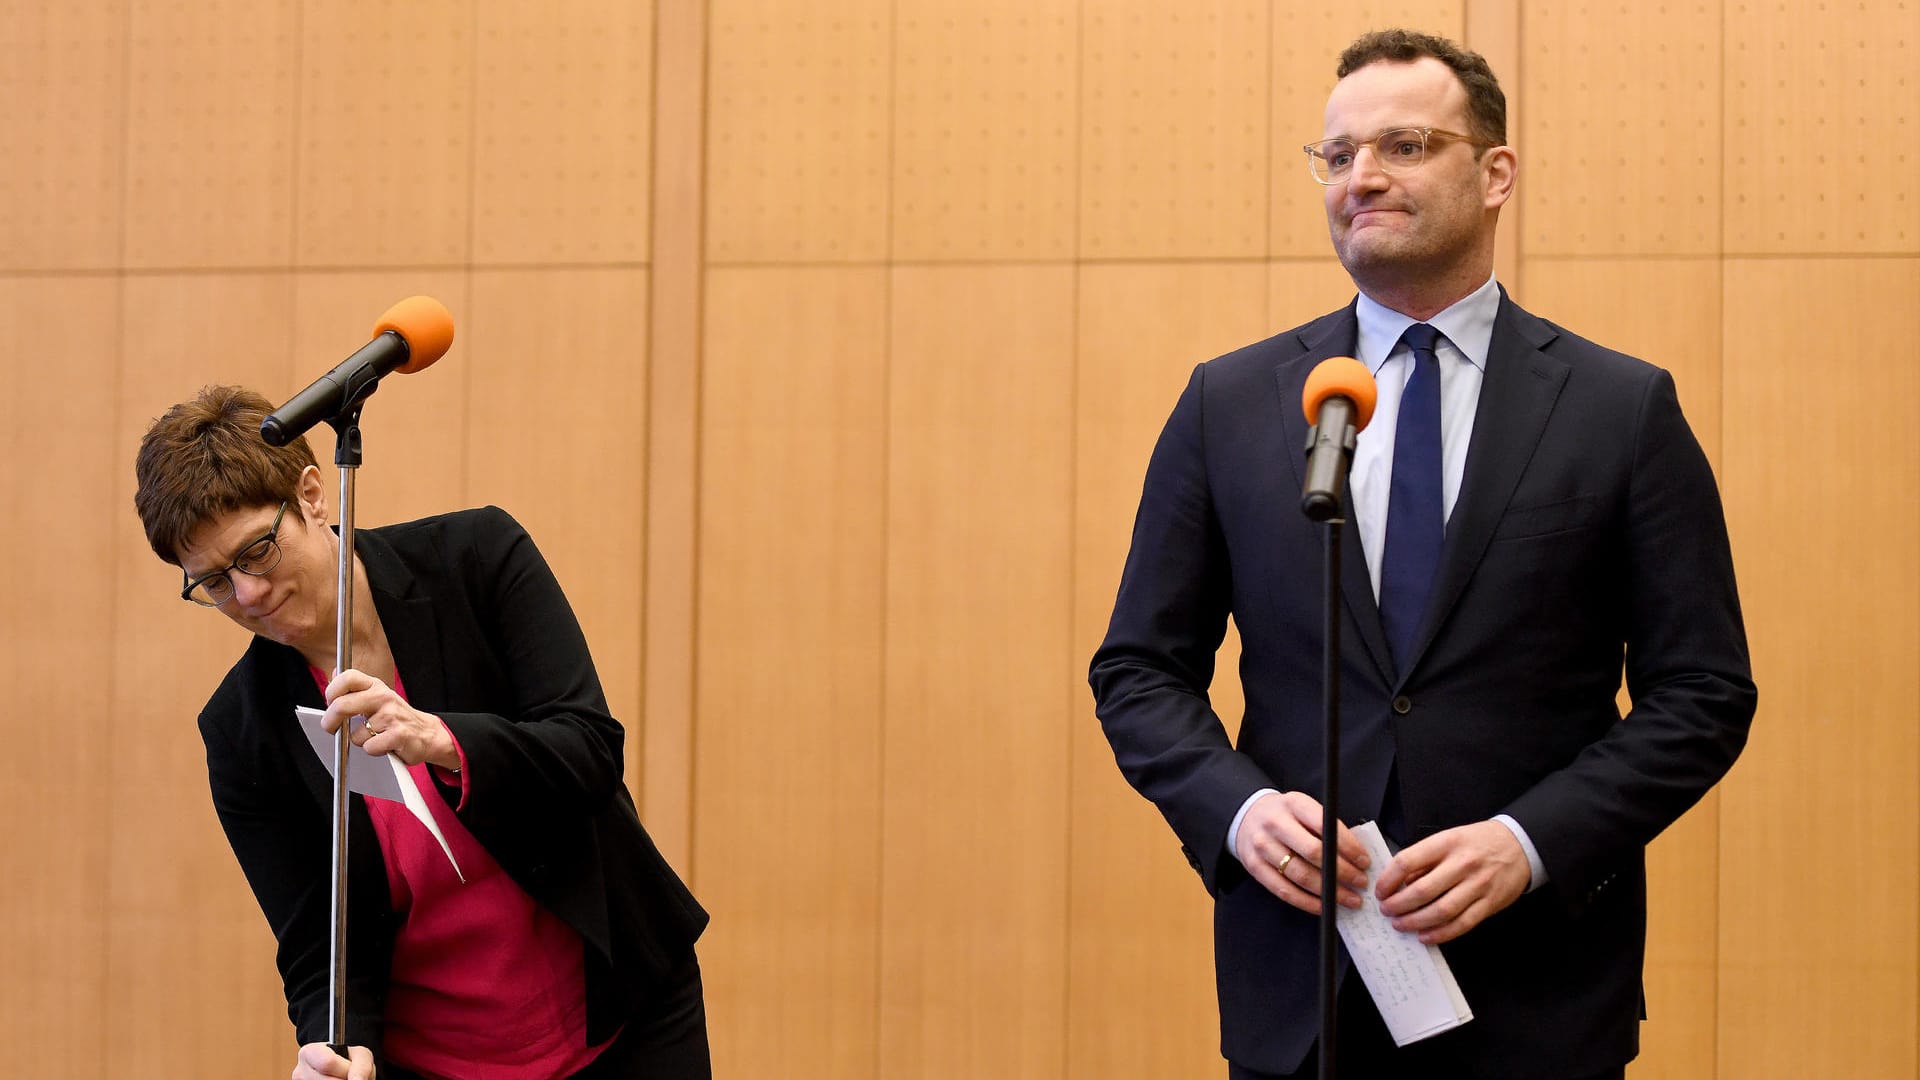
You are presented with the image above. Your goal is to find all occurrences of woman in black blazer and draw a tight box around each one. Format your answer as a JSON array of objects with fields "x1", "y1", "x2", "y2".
[{"x1": 136, "y1": 385, "x2": 708, "y2": 1080}]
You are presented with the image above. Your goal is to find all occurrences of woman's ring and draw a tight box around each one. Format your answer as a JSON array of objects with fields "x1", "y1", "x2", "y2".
[{"x1": 1276, "y1": 851, "x2": 1294, "y2": 874}]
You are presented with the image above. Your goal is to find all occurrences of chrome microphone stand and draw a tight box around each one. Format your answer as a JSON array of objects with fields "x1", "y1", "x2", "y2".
[{"x1": 323, "y1": 397, "x2": 370, "y2": 1061}]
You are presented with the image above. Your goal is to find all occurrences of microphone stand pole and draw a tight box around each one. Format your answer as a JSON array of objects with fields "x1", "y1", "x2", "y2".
[
  {"x1": 1301, "y1": 410, "x2": 1357, "y2": 1080},
  {"x1": 324, "y1": 399, "x2": 368, "y2": 1062},
  {"x1": 1317, "y1": 513, "x2": 1342, "y2": 1080}
]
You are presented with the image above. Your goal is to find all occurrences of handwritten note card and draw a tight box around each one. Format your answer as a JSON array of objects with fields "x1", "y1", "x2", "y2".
[{"x1": 1335, "y1": 820, "x2": 1473, "y2": 1045}]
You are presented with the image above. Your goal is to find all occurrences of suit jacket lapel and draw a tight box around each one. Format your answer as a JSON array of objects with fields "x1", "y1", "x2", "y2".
[
  {"x1": 1276, "y1": 303, "x2": 1394, "y2": 685},
  {"x1": 1398, "y1": 292, "x2": 1569, "y2": 680}
]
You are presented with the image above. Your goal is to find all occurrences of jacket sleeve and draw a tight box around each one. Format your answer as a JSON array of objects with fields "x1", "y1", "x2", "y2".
[
  {"x1": 1088, "y1": 364, "x2": 1277, "y2": 894},
  {"x1": 1503, "y1": 368, "x2": 1757, "y2": 909},
  {"x1": 431, "y1": 507, "x2": 630, "y2": 864}
]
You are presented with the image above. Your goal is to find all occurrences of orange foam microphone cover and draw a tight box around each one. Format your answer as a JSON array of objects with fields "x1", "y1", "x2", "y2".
[
  {"x1": 373, "y1": 296, "x2": 455, "y2": 374},
  {"x1": 1301, "y1": 356, "x2": 1377, "y2": 431}
]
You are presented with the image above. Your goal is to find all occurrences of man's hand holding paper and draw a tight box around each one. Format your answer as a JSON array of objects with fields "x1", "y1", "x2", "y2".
[{"x1": 1376, "y1": 819, "x2": 1533, "y2": 945}]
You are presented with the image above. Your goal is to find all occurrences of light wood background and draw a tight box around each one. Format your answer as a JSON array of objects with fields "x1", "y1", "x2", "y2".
[{"x1": 1, "y1": 1, "x2": 1914, "y2": 1077}]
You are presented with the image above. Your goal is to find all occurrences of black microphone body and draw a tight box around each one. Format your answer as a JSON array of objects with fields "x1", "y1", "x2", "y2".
[
  {"x1": 1300, "y1": 395, "x2": 1361, "y2": 522},
  {"x1": 260, "y1": 331, "x2": 410, "y2": 446}
]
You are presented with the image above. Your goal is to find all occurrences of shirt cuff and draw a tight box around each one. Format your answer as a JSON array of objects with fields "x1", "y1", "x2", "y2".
[
  {"x1": 1226, "y1": 788, "x2": 1281, "y2": 857},
  {"x1": 430, "y1": 719, "x2": 470, "y2": 809},
  {"x1": 1492, "y1": 813, "x2": 1547, "y2": 892}
]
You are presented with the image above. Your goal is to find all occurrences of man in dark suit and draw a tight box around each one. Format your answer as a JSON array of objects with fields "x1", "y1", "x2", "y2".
[{"x1": 1088, "y1": 29, "x2": 1755, "y2": 1079}]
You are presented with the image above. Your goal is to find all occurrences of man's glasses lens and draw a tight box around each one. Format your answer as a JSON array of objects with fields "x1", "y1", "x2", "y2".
[{"x1": 1305, "y1": 128, "x2": 1432, "y2": 184}]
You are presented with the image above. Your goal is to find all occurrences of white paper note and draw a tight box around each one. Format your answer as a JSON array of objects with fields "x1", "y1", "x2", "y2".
[
  {"x1": 295, "y1": 706, "x2": 464, "y2": 882},
  {"x1": 1334, "y1": 820, "x2": 1472, "y2": 1045}
]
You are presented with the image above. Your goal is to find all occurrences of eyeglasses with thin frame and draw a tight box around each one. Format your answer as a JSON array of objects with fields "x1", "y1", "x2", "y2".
[
  {"x1": 181, "y1": 501, "x2": 288, "y2": 606},
  {"x1": 1302, "y1": 126, "x2": 1495, "y2": 185}
]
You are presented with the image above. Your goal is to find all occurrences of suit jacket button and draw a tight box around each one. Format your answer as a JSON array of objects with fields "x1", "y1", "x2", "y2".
[{"x1": 1392, "y1": 696, "x2": 1412, "y2": 715}]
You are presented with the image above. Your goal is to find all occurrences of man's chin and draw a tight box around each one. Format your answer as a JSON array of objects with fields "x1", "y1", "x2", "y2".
[{"x1": 1334, "y1": 239, "x2": 1401, "y2": 277}]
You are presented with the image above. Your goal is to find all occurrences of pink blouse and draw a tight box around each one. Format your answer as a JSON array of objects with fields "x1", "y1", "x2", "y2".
[{"x1": 311, "y1": 669, "x2": 615, "y2": 1079}]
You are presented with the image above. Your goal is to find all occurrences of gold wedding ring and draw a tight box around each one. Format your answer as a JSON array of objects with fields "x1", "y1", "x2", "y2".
[{"x1": 1276, "y1": 852, "x2": 1294, "y2": 874}]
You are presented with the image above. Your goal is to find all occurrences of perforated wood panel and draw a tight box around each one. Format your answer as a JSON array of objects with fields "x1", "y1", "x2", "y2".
[
  {"x1": 464, "y1": 268, "x2": 649, "y2": 726},
  {"x1": 0, "y1": 1, "x2": 127, "y2": 269},
  {"x1": 471, "y1": 1, "x2": 652, "y2": 264},
  {"x1": 1268, "y1": 257, "x2": 1365, "y2": 329},
  {"x1": 1717, "y1": 257, "x2": 1919, "y2": 1078},
  {"x1": 695, "y1": 266, "x2": 888, "y2": 1079},
  {"x1": 880, "y1": 265, "x2": 1074, "y2": 1078},
  {"x1": 8, "y1": 4, "x2": 1920, "y2": 1077},
  {"x1": 294, "y1": 1, "x2": 474, "y2": 267},
  {"x1": 1079, "y1": 0, "x2": 1268, "y2": 259},
  {"x1": 122, "y1": 0, "x2": 298, "y2": 268},
  {"x1": 1522, "y1": 6, "x2": 1720, "y2": 256},
  {"x1": 706, "y1": 1, "x2": 892, "y2": 263},
  {"x1": 893, "y1": 1, "x2": 1079, "y2": 260},
  {"x1": 0, "y1": 277, "x2": 121, "y2": 1077},
  {"x1": 1724, "y1": 3, "x2": 1920, "y2": 253}
]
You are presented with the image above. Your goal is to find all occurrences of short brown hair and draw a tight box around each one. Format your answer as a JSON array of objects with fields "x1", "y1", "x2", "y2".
[
  {"x1": 135, "y1": 385, "x2": 317, "y2": 565},
  {"x1": 1337, "y1": 29, "x2": 1507, "y2": 149}
]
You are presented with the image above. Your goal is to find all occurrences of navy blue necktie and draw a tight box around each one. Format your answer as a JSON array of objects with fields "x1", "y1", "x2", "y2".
[{"x1": 1379, "y1": 323, "x2": 1444, "y2": 673}]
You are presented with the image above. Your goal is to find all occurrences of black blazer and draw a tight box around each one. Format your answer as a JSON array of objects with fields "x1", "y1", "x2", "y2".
[
  {"x1": 1089, "y1": 293, "x2": 1755, "y2": 1077},
  {"x1": 199, "y1": 506, "x2": 707, "y2": 1059}
]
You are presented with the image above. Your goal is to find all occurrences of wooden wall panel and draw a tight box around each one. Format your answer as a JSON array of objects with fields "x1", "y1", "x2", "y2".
[
  {"x1": 1717, "y1": 258, "x2": 1919, "y2": 1077},
  {"x1": 1267, "y1": 257, "x2": 1363, "y2": 330},
  {"x1": 1521, "y1": 5, "x2": 1720, "y2": 256},
  {"x1": 4, "y1": 4, "x2": 1916, "y2": 1076},
  {"x1": 695, "y1": 266, "x2": 888, "y2": 1080},
  {"x1": 465, "y1": 268, "x2": 648, "y2": 732},
  {"x1": 295, "y1": 1, "x2": 474, "y2": 267},
  {"x1": 291, "y1": 272, "x2": 472, "y2": 528},
  {"x1": 892, "y1": 1, "x2": 1078, "y2": 260},
  {"x1": 1268, "y1": 1, "x2": 1465, "y2": 258},
  {"x1": 471, "y1": 0, "x2": 653, "y2": 265},
  {"x1": 880, "y1": 265, "x2": 1075, "y2": 1078},
  {"x1": 1079, "y1": 1, "x2": 1268, "y2": 259},
  {"x1": 0, "y1": 277, "x2": 121, "y2": 1076},
  {"x1": 1522, "y1": 258, "x2": 1724, "y2": 1080},
  {"x1": 641, "y1": 0, "x2": 707, "y2": 864},
  {"x1": 122, "y1": 0, "x2": 298, "y2": 268},
  {"x1": 1724, "y1": 4, "x2": 1920, "y2": 254},
  {"x1": 0, "y1": 1, "x2": 126, "y2": 270},
  {"x1": 106, "y1": 273, "x2": 300, "y2": 1076},
  {"x1": 1068, "y1": 263, "x2": 1270, "y2": 1078},
  {"x1": 706, "y1": 0, "x2": 892, "y2": 263}
]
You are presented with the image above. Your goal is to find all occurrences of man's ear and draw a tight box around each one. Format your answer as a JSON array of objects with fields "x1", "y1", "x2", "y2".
[{"x1": 1482, "y1": 145, "x2": 1518, "y2": 210}]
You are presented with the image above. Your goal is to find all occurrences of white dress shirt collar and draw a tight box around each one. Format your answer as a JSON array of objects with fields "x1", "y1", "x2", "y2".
[{"x1": 1353, "y1": 275, "x2": 1502, "y2": 375}]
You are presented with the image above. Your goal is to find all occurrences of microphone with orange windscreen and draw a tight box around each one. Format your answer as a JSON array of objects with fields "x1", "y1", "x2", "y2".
[
  {"x1": 260, "y1": 296, "x2": 456, "y2": 446},
  {"x1": 1299, "y1": 356, "x2": 1378, "y2": 521}
]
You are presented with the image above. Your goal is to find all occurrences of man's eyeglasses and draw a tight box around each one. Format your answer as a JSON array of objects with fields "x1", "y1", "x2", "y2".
[
  {"x1": 181, "y1": 501, "x2": 288, "y2": 606},
  {"x1": 1302, "y1": 127, "x2": 1495, "y2": 185}
]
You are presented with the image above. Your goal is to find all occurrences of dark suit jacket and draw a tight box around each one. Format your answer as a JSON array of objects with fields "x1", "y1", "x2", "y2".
[
  {"x1": 1089, "y1": 292, "x2": 1755, "y2": 1077},
  {"x1": 199, "y1": 506, "x2": 707, "y2": 1062}
]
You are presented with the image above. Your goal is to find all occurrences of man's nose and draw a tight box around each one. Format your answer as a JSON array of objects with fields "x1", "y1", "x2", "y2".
[{"x1": 1346, "y1": 144, "x2": 1392, "y2": 193}]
